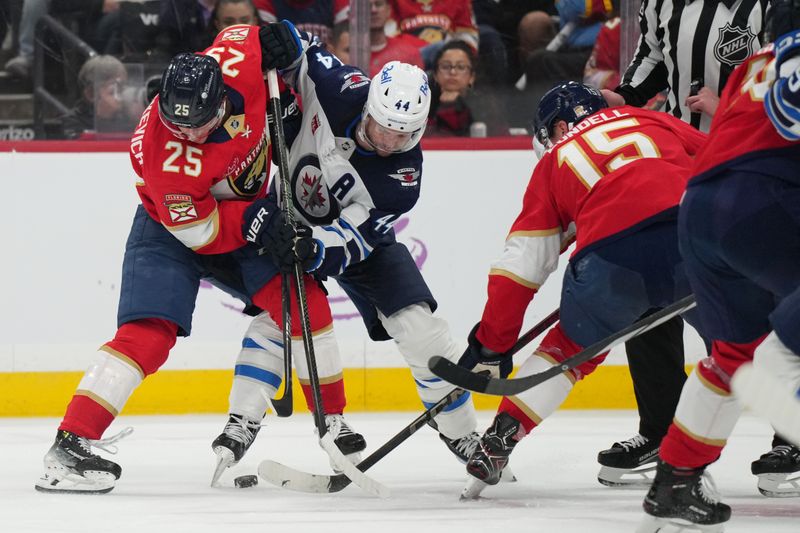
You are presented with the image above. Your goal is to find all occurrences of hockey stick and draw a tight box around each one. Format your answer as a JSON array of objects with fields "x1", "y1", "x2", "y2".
[
  {"x1": 266, "y1": 70, "x2": 388, "y2": 497},
  {"x1": 429, "y1": 295, "x2": 696, "y2": 396},
  {"x1": 258, "y1": 387, "x2": 466, "y2": 493},
  {"x1": 269, "y1": 274, "x2": 294, "y2": 418},
  {"x1": 256, "y1": 310, "x2": 559, "y2": 493}
]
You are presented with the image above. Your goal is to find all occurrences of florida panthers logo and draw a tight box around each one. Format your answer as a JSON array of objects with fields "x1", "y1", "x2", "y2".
[{"x1": 291, "y1": 154, "x2": 340, "y2": 224}]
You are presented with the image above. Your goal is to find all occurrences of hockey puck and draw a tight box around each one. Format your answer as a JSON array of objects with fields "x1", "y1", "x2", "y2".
[{"x1": 234, "y1": 475, "x2": 258, "y2": 488}]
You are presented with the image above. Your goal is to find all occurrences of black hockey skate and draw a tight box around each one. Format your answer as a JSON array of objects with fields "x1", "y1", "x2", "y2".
[
  {"x1": 440, "y1": 430, "x2": 481, "y2": 464},
  {"x1": 750, "y1": 442, "x2": 800, "y2": 497},
  {"x1": 462, "y1": 412, "x2": 523, "y2": 499},
  {"x1": 211, "y1": 414, "x2": 262, "y2": 486},
  {"x1": 597, "y1": 434, "x2": 660, "y2": 487},
  {"x1": 35, "y1": 430, "x2": 124, "y2": 494},
  {"x1": 322, "y1": 414, "x2": 367, "y2": 472},
  {"x1": 637, "y1": 461, "x2": 731, "y2": 533}
]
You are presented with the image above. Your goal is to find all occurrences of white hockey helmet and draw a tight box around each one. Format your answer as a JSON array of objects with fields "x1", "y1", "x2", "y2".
[{"x1": 360, "y1": 61, "x2": 430, "y2": 153}]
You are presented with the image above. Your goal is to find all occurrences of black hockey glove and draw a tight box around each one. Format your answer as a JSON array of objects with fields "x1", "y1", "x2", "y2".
[
  {"x1": 457, "y1": 323, "x2": 513, "y2": 379},
  {"x1": 243, "y1": 196, "x2": 282, "y2": 247},
  {"x1": 265, "y1": 214, "x2": 322, "y2": 274},
  {"x1": 259, "y1": 20, "x2": 302, "y2": 71}
]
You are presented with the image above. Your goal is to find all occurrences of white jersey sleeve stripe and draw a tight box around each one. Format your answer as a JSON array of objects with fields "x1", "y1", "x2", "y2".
[
  {"x1": 166, "y1": 209, "x2": 221, "y2": 250},
  {"x1": 490, "y1": 233, "x2": 562, "y2": 289}
]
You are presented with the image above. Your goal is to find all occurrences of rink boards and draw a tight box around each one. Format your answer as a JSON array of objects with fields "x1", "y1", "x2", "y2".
[{"x1": 0, "y1": 141, "x2": 706, "y2": 416}]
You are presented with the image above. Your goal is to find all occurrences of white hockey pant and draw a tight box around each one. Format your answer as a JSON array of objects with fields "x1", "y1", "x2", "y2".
[
  {"x1": 506, "y1": 352, "x2": 574, "y2": 426},
  {"x1": 379, "y1": 303, "x2": 477, "y2": 439},
  {"x1": 227, "y1": 312, "x2": 343, "y2": 420},
  {"x1": 673, "y1": 365, "x2": 741, "y2": 451}
]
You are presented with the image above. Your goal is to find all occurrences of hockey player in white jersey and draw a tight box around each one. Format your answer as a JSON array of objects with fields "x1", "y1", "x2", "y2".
[{"x1": 212, "y1": 20, "x2": 483, "y2": 472}]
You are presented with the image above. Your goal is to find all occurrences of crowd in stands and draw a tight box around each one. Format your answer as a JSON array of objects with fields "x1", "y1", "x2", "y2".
[{"x1": 0, "y1": 0, "x2": 623, "y2": 140}]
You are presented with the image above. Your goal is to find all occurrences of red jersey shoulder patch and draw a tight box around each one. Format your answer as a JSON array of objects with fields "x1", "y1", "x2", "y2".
[{"x1": 164, "y1": 194, "x2": 198, "y2": 223}]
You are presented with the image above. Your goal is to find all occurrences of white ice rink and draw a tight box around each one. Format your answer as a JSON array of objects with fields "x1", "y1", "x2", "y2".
[{"x1": 2, "y1": 410, "x2": 799, "y2": 533}]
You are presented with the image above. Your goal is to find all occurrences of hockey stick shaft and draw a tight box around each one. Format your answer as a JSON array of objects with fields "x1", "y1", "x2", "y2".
[
  {"x1": 266, "y1": 70, "x2": 387, "y2": 496},
  {"x1": 506, "y1": 308, "x2": 560, "y2": 358},
  {"x1": 269, "y1": 273, "x2": 293, "y2": 417},
  {"x1": 266, "y1": 70, "x2": 324, "y2": 429},
  {"x1": 429, "y1": 295, "x2": 696, "y2": 396},
  {"x1": 258, "y1": 387, "x2": 467, "y2": 493},
  {"x1": 265, "y1": 72, "x2": 293, "y2": 417}
]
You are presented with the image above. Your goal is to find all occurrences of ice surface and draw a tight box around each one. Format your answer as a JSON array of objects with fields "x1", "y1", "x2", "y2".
[{"x1": 3, "y1": 411, "x2": 799, "y2": 532}]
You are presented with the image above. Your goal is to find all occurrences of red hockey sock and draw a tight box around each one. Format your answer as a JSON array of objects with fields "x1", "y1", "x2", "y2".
[
  {"x1": 498, "y1": 397, "x2": 537, "y2": 434},
  {"x1": 301, "y1": 379, "x2": 346, "y2": 415},
  {"x1": 59, "y1": 395, "x2": 116, "y2": 440},
  {"x1": 659, "y1": 422, "x2": 724, "y2": 468}
]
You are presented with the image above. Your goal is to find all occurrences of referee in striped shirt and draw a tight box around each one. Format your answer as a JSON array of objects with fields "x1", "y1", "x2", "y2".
[
  {"x1": 612, "y1": 0, "x2": 767, "y2": 132},
  {"x1": 596, "y1": 0, "x2": 800, "y2": 493}
]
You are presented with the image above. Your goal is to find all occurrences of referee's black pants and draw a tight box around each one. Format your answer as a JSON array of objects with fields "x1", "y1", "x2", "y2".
[{"x1": 625, "y1": 315, "x2": 687, "y2": 443}]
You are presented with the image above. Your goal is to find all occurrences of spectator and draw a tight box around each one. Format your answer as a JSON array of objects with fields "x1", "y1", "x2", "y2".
[
  {"x1": 368, "y1": 0, "x2": 422, "y2": 75},
  {"x1": 426, "y1": 40, "x2": 497, "y2": 137},
  {"x1": 4, "y1": 0, "x2": 122, "y2": 80},
  {"x1": 472, "y1": 0, "x2": 555, "y2": 84},
  {"x1": 156, "y1": 0, "x2": 216, "y2": 58},
  {"x1": 582, "y1": 16, "x2": 620, "y2": 91},
  {"x1": 327, "y1": 1, "x2": 424, "y2": 76},
  {"x1": 206, "y1": 0, "x2": 261, "y2": 46},
  {"x1": 582, "y1": 16, "x2": 666, "y2": 110},
  {"x1": 388, "y1": 0, "x2": 478, "y2": 68},
  {"x1": 253, "y1": 0, "x2": 348, "y2": 45},
  {"x1": 520, "y1": 0, "x2": 613, "y2": 100},
  {"x1": 59, "y1": 55, "x2": 141, "y2": 140},
  {"x1": 327, "y1": 20, "x2": 351, "y2": 63}
]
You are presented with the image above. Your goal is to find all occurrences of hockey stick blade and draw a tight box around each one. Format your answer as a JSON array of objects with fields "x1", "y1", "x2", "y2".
[
  {"x1": 421, "y1": 308, "x2": 560, "y2": 397},
  {"x1": 429, "y1": 295, "x2": 696, "y2": 396},
  {"x1": 258, "y1": 388, "x2": 467, "y2": 494},
  {"x1": 318, "y1": 433, "x2": 390, "y2": 498}
]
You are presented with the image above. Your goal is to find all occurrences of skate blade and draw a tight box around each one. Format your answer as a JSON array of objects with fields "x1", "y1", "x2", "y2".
[
  {"x1": 635, "y1": 514, "x2": 725, "y2": 533},
  {"x1": 35, "y1": 470, "x2": 116, "y2": 494},
  {"x1": 756, "y1": 472, "x2": 800, "y2": 498},
  {"x1": 211, "y1": 447, "x2": 236, "y2": 487},
  {"x1": 499, "y1": 466, "x2": 517, "y2": 483},
  {"x1": 460, "y1": 476, "x2": 489, "y2": 500},
  {"x1": 598, "y1": 464, "x2": 656, "y2": 488}
]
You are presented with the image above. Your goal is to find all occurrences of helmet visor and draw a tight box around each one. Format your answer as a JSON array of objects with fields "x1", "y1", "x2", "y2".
[{"x1": 361, "y1": 115, "x2": 414, "y2": 154}]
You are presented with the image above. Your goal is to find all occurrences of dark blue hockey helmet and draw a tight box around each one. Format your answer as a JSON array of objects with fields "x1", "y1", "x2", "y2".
[
  {"x1": 158, "y1": 53, "x2": 225, "y2": 130},
  {"x1": 532, "y1": 81, "x2": 607, "y2": 150}
]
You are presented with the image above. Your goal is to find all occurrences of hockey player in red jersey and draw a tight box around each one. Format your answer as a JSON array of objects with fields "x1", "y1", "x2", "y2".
[
  {"x1": 454, "y1": 81, "x2": 707, "y2": 497},
  {"x1": 35, "y1": 24, "x2": 363, "y2": 495},
  {"x1": 638, "y1": 3, "x2": 800, "y2": 530}
]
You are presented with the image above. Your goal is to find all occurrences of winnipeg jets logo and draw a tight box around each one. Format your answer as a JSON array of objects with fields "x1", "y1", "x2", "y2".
[
  {"x1": 298, "y1": 169, "x2": 327, "y2": 211},
  {"x1": 714, "y1": 23, "x2": 756, "y2": 67},
  {"x1": 291, "y1": 154, "x2": 340, "y2": 223},
  {"x1": 388, "y1": 167, "x2": 420, "y2": 187}
]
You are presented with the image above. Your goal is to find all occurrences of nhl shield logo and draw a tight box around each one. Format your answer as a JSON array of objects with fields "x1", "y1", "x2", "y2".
[{"x1": 714, "y1": 23, "x2": 756, "y2": 67}]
